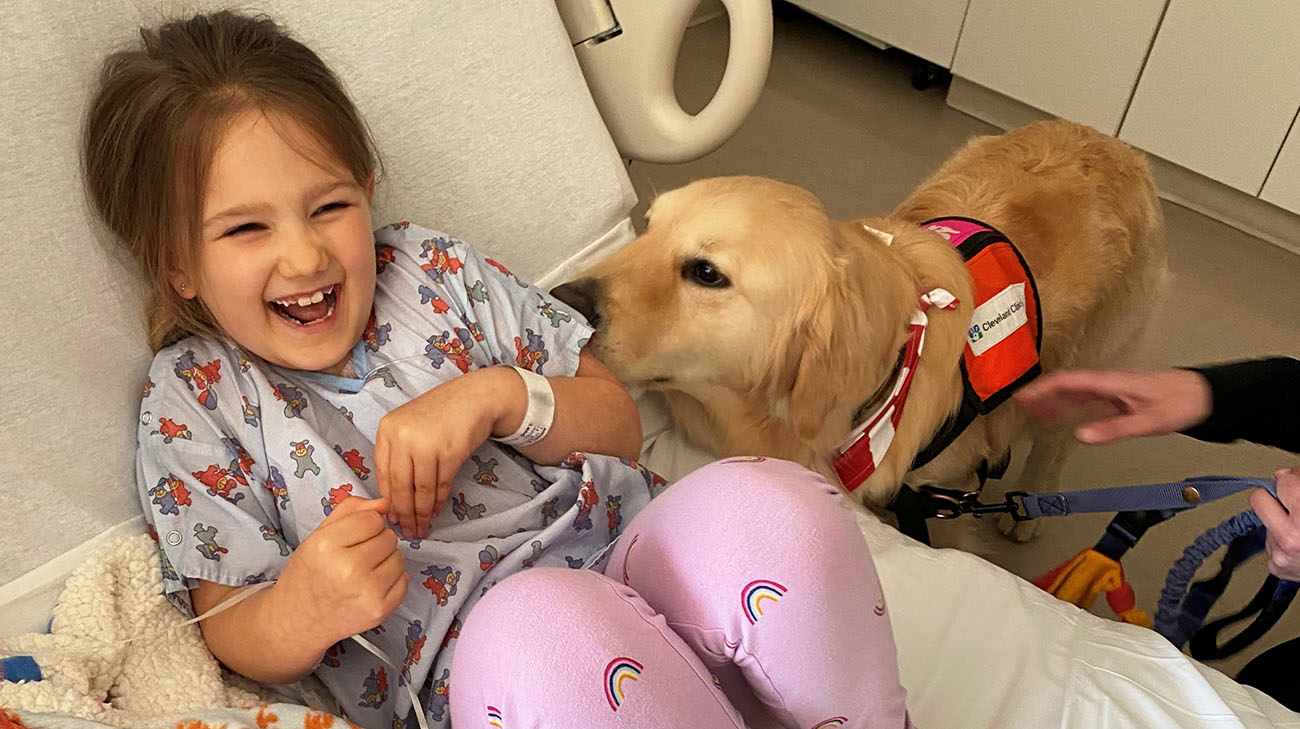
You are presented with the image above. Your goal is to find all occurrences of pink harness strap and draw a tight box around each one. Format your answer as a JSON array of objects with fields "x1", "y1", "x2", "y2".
[{"x1": 924, "y1": 217, "x2": 995, "y2": 247}]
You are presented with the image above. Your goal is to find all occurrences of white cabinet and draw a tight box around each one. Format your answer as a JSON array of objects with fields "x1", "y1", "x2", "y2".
[
  {"x1": 949, "y1": 0, "x2": 1166, "y2": 135},
  {"x1": 1118, "y1": 2, "x2": 1300, "y2": 195},
  {"x1": 789, "y1": 0, "x2": 970, "y2": 68},
  {"x1": 788, "y1": 0, "x2": 1300, "y2": 230}
]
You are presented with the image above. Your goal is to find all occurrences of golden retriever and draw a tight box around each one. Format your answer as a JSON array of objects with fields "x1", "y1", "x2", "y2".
[{"x1": 553, "y1": 120, "x2": 1168, "y2": 530}]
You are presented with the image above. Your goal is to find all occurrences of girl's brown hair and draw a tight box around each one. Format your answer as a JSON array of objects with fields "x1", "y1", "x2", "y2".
[{"x1": 83, "y1": 11, "x2": 378, "y2": 351}]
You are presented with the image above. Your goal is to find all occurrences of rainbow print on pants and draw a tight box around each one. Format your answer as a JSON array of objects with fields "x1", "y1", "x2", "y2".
[
  {"x1": 742, "y1": 579, "x2": 788, "y2": 624},
  {"x1": 604, "y1": 657, "x2": 643, "y2": 711}
]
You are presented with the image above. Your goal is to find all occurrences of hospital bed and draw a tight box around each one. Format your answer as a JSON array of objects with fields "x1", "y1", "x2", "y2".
[{"x1": 0, "y1": 1, "x2": 1294, "y2": 727}]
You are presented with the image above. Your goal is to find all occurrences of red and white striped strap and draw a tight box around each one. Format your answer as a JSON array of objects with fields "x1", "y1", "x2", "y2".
[{"x1": 834, "y1": 288, "x2": 959, "y2": 492}]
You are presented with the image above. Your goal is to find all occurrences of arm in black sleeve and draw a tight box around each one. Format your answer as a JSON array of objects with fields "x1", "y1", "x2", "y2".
[{"x1": 1179, "y1": 357, "x2": 1300, "y2": 453}]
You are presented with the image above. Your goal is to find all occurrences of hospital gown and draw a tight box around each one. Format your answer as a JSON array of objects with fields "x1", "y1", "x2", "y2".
[{"x1": 134, "y1": 222, "x2": 664, "y2": 729}]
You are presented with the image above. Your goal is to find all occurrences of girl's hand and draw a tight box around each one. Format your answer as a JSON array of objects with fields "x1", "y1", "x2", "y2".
[
  {"x1": 1013, "y1": 368, "x2": 1213, "y2": 444},
  {"x1": 374, "y1": 367, "x2": 516, "y2": 539},
  {"x1": 273, "y1": 496, "x2": 408, "y2": 647},
  {"x1": 1251, "y1": 468, "x2": 1300, "y2": 581}
]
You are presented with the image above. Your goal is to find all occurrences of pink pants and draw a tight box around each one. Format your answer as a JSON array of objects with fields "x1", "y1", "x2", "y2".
[{"x1": 449, "y1": 458, "x2": 911, "y2": 729}]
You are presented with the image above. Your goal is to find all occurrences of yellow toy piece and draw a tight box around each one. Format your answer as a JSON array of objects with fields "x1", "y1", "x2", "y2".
[{"x1": 1033, "y1": 547, "x2": 1153, "y2": 628}]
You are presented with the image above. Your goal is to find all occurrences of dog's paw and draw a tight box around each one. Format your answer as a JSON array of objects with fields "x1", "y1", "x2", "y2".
[{"x1": 997, "y1": 513, "x2": 1045, "y2": 542}]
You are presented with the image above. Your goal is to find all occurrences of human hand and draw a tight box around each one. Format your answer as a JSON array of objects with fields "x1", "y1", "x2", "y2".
[
  {"x1": 274, "y1": 496, "x2": 407, "y2": 647},
  {"x1": 1013, "y1": 368, "x2": 1213, "y2": 445},
  {"x1": 1251, "y1": 468, "x2": 1300, "y2": 581},
  {"x1": 374, "y1": 367, "x2": 517, "y2": 539}
]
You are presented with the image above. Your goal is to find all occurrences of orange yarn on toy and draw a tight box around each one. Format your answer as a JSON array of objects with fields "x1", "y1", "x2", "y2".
[{"x1": 1033, "y1": 548, "x2": 1153, "y2": 628}]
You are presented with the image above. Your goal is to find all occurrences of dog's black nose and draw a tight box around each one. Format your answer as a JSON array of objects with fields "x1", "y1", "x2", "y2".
[{"x1": 549, "y1": 278, "x2": 602, "y2": 327}]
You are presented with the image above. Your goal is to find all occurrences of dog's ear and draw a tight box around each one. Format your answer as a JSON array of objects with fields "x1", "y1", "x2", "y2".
[
  {"x1": 756, "y1": 222, "x2": 915, "y2": 446},
  {"x1": 754, "y1": 250, "x2": 852, "y2": 443},
  {"x1": 783, "y1": 281, "x2": 845, "y2": 442}
]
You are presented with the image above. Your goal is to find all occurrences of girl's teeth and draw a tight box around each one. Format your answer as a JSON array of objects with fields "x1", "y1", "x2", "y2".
[{"x1": 282, "y1": 288, "x2": 330, "y2": 307}]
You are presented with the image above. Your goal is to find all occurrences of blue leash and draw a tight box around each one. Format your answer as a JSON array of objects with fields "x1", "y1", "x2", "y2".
[
  {"x1": 1156, "y1": 510, "x2": 1269, "y2": 646},
  {"x1": 1022, "y1": 476, "x2": 1299, "y2": 656},
  {"x1": 1030, "y1": 476, "x2": 1300, "y2": 657},
  {"x1": 1013, "y1": 475, "x2": 1275, "y2": 519},
  {"x1": 917, "y1": 475, "x2": 1297, "y2": 656},
  {"x1": 920, "y1": 475, "x2": 1273, "y2": 521},
  {"x1": 1152, "y1": 481, "x2": 1300, "y2": 658}
]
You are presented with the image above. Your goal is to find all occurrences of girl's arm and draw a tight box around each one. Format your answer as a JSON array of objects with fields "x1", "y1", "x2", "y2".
[
  {"x1": 498, "y1": 349, "x2": 643, "y2": 465},
  {"x1": 191, "y1": 496, "x2": 407, "y2": 684},
  {"x1": 374, "y1": 349, "x2": 643, "y2": 539},
  {"x1": 191, "y1": 579, "x2": 333, "y2": 684}
]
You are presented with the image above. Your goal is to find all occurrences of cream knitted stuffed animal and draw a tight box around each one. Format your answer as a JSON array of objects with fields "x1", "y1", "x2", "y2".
[{"x1": 0, "y1": 534, "x2": 263, "y2": 728}]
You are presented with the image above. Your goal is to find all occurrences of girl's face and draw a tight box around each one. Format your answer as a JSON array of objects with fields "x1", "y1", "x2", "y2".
[{"x1": 176, "y1": 110, "x2": 376, "y2": 375}]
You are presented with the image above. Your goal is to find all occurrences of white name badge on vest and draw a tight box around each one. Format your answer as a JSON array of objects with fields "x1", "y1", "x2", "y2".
[{"x1": 967, "y1": 282, "x2": 1028, "y2": 357}]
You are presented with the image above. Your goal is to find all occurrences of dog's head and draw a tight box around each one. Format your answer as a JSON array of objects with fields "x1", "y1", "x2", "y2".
[{"x1": 552, "y1": 176, "x2": 913, "y2": 443}]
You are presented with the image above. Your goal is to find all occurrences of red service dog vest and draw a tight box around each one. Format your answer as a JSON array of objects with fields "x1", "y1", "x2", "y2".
[
  {"x1": 926, "y1": 216, "x2": 1042, "y2": 412},
  {"x1": 835, "y1": 217, "x2": 1041, "y2": 492}
]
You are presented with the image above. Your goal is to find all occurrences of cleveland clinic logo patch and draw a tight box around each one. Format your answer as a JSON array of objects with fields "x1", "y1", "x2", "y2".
[{"x1": 967, "y1": 282, "x2": 1028, "y2": 356}]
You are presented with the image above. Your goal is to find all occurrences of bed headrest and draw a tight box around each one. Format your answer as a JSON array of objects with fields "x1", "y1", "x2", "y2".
[{"x1": 0, "y1": 0, "x2": 635, "y2": 586}]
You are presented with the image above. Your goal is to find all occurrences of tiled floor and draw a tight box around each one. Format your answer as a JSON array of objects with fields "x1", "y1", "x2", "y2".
[{"x1": 630, "y1": 9, "x2": 1300, "y2": 676}]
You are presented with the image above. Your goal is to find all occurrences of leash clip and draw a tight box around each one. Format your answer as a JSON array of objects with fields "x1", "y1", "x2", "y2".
[
  {"x1": 999, "y1": 491, "x2": 1032, "y2": 521},
  {"x1": 918, "y1": 486, "x2": 1028, "y2": 520},
  {"x1": 919, "y1": 486, "x2": 976, "y2": 519}
]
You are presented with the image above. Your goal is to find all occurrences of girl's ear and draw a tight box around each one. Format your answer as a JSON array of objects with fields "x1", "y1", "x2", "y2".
[
  {"x1": 366, "y1": 172, "x2": 375, "y2": 202},
  {"x1": 169, "y1": 270, "x2": 197, "y2": 299}
]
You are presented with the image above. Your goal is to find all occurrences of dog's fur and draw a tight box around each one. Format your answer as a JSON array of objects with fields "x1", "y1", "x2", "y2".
[{"x1": 554, "y1": 120, "x2": 1168, "y2": 511}]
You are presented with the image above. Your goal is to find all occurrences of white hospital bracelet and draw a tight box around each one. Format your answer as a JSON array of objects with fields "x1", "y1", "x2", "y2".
[{"x1": 495, "y1": 366, "x2": 555, "y2": 447}]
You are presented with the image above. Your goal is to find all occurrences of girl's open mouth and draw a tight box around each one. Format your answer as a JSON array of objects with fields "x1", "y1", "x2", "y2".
[{"x1": 269, "y1": 284, "x2": 338, "y2": 326}]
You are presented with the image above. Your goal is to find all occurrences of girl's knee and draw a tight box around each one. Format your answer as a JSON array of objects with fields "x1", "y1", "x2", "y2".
[
  {"x1": 667, "y1": 457, "x2": 849, "y2": 523},
  {"x1": 456, "y1": 568, "x2": 653, "y2": 670},
  {"x1": 452, "y1": 568, "x2": 747, "y2": 728},
  {"x1": 613, "y1": 458, "x2": 876, "y2": 589},
  {"x1": 461, "y1": 567, "x2": 617, "y2": 641}
]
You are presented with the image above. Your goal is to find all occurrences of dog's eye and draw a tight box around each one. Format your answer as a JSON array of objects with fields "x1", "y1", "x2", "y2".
[{"x1": 683, "y1": 259, "x2": 730, "y2": 288}]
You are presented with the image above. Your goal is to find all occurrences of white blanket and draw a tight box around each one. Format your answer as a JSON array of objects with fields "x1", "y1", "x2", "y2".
[{"x1": 866, "y1": 513, "x2": 1299, "y2": 729}]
